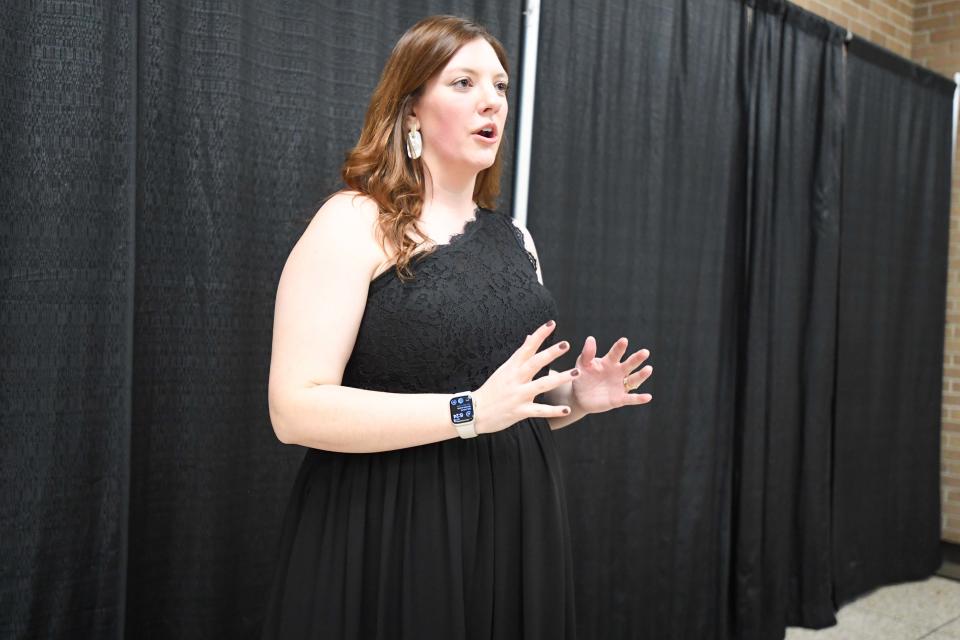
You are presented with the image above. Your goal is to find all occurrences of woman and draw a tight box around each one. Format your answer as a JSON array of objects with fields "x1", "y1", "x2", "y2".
[{"x1": 262, "y1": 14, "x2": 653, "y2": 639}]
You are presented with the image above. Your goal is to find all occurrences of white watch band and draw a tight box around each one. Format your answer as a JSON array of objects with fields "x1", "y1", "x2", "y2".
[
  {"x1": 455, "y1": 421, "x2": 478, "y2": 438},
  {"x1": 451, "y1": 391, "x2": 478, "y2": 438}
]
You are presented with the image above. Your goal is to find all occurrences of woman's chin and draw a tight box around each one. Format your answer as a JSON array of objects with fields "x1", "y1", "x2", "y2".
[
  {"x1": 470, "y1": 151, "x2": 498, "y2": 169},
  {"x1": 425, "y1": 151, "x2": 497, "y2": 174}
]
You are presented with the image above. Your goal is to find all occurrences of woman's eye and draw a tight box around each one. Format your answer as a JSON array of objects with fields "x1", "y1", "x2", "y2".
[{"x1": 453, "y1": 78, "x2": 509, "y2": 92}]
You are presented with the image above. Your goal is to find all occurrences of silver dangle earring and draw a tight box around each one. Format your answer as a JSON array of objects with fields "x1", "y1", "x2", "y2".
[{"x1": 406, "y1": 127, "x2": 422, "y2": 159}]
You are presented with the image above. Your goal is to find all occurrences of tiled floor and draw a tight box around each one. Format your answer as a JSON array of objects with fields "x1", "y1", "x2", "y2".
[{"x1": 785, "y1": 575, "x2": 960, "y2": 639}]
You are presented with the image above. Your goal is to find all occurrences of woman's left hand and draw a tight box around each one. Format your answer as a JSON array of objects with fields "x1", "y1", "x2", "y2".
[{"x1": 570, "y1": 336, "x2": 653, "y2": 414}]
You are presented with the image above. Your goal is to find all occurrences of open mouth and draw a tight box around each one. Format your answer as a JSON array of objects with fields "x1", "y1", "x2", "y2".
[
  {"x1": 472, "y1": 123, "x2": 498, "y2": 140},
  {"x1": 473, "y1": 129, "x2": 498, "y2": 142}
]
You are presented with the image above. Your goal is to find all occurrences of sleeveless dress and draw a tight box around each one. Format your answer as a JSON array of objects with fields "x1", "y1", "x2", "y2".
[{"x1": 260, "y1": 207, "x2": 578, "y2": 639}]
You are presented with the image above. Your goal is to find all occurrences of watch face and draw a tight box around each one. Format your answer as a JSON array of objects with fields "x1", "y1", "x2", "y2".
[{"x1": 449, "y1": 394, "x2": 474, "y2": 424}]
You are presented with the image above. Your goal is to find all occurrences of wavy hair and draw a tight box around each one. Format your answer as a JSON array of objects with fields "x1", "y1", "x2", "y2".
[{"x1": 327, "y1": 14, "x2": 510, "y2": 283}]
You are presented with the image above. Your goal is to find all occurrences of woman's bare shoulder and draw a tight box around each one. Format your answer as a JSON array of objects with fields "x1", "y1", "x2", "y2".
[
  {"x1": 319, "y1": 189, "x2": 378, "y2": 216},
  {"x1": 308, "y1": 190, "x2": 393, "y2": 280}
]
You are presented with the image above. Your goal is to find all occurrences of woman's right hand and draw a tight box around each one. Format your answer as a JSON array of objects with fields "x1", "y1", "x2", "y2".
[{"x1": 473, "y1": 319, "x2": 580, "y2": 434}]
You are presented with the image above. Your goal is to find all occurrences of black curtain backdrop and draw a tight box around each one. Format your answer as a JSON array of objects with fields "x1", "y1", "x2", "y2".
[
  {"x1": 531, "y1": 0, "x2": 952, "y2": 639},
  {"x1": 0, "y1": 1, "x2": 953, "y2": 640},
  {"x1": 2, "y1": 3, "x2": 135, "y2": 639},
  {"x1": 733, "y1": 4, "x2": 844, "y2": 637},
  {"x1": 833, "y1": 35, "x2": 952, "y2": 601},
  {"x1": 531, "y1": 0, "x2": 748, "y2": 637}
]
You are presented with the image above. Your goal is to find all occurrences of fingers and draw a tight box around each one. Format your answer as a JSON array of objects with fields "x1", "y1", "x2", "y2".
[
  {"x1": 532, "y1": 366, "x2": 579, "y2": 396},
  {"x1": 622, "y1": 346, "x2": 652, "y2": 387},
  {"x1": 605, "y1": 336, "x2": 630, "y2": 362},
  {"x1": 519, "y1": 328, "x2": 654, "y2": 400},
  {"x1": 528, "y1": 401, "x2": 573, "y2": 418},
  {"x1": 579, "y1": 336, "x2": 597, "y2": 366},
  {"x1": 622, "y1": 347, "x2": 650, "y2": 369},
  {"x1": 622, "y1": 365, "x2": 653, "y2": 391},
  {"x1": 585, "y1": 337, "x2": 651, "y2": 366},
  {"x1": 517, "y1": 319, "x2": 557, "y2": 361},
  {"x1": 517, "y1": 319, "x2": 572, "y2": 376},
  {"x1": 527, "y1": 337, "x2": 570, "y2": 374},
  {"x1": 623, "y1": 344, "x2": 653, "y2": 403}
]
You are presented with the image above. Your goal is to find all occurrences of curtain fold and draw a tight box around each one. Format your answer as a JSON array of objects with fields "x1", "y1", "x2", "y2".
[
  {"x1": 0, "y1": 3, "x2": 135, "y2": 638},
  {"x1": 532, "y1": 1, "x2": 748, "y2": 637},
  {"x1": 731, "y1": 3, "x2": 845, "y2": 636},
  {"x1": 832, "y1": 34, "x2": 952, "y2": 605}
]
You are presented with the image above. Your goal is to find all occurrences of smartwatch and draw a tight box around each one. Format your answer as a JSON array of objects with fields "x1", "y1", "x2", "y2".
[{"x1": 449, "y1": 391, "x2": 478, "y2": 438}]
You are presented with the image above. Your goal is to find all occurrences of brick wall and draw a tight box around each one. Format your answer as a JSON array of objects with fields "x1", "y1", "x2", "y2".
[
  {"x1": 789, "y1": 0, "x2": 960, "y2": 544},
  {"x1": 914, "y1": 0, "x2": 960, "y2": 75},
  {"x1": 796, "y1": 0, "x2": 913, "y2": 57}
]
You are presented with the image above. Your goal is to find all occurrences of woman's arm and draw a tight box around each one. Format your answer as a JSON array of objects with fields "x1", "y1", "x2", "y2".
[
  {"x1": 269, "y1": 193, "x2": 471, "y2": 452},
  {"x1": 273, "y1": 384, "x2": 471, "y2": 451}
]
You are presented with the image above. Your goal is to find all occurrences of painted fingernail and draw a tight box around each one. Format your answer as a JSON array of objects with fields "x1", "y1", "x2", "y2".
[
  {"x1": 571, "y1": 369, "x2": 580, "y2": 376},
  {"x1": 545, "y1": 319, "x2": 555, "y2": 327},
  {"x1": 559, "y1": 341, "x2": 568, "y2": 350},
  {"x1": 562, "y1": 407, "x2": 570, "y2": 414}
]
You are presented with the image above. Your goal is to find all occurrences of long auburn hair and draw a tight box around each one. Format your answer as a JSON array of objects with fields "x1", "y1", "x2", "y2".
[{"x1": 328, "y1": 15, "x2": 510, "y2": 283}]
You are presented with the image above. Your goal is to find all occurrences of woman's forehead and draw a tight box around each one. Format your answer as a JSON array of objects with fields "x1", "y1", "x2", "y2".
[{"x1": 442, "y1": 40, "x2": 505, "y2": 76}]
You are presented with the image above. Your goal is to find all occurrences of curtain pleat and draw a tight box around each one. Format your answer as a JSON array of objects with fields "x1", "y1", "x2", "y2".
[
  {"x1": 832, "y1": 33, "x2": 952, "y2": 604},
  {"x1": 731, "y1": 3, "x2": 845, "y2": 636},
  {"x1": 0, "y1": 2, "x2": 136, "y2": 639}
]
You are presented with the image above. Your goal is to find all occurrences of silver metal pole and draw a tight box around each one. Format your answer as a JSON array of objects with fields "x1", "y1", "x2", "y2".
[
  {"x1": 953, "y1": 72, "x2": 959, "y2": 177},
  {"x1": 512, "y1": 0, "x2": 541, "y2": 228}
]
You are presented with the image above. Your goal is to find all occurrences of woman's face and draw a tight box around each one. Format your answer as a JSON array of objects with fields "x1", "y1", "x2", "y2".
[{"x1": 408, "y1": 37, "x2": 509, "y2": 176}]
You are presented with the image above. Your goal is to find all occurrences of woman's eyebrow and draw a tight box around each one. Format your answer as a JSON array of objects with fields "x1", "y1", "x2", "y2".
[{"x1": 448, "y1": 67, "x2": 508, "y2": 79}]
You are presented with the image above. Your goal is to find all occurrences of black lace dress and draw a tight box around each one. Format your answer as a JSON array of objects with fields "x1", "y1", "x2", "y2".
[{"x1": 260, "y1": 207, "x2": 577, "y2": 639}]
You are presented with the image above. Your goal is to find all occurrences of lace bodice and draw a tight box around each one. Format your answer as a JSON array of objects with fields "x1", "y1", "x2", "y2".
[{"x1": 341, "y1": 207, "x2": 560, "y2": 395}]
